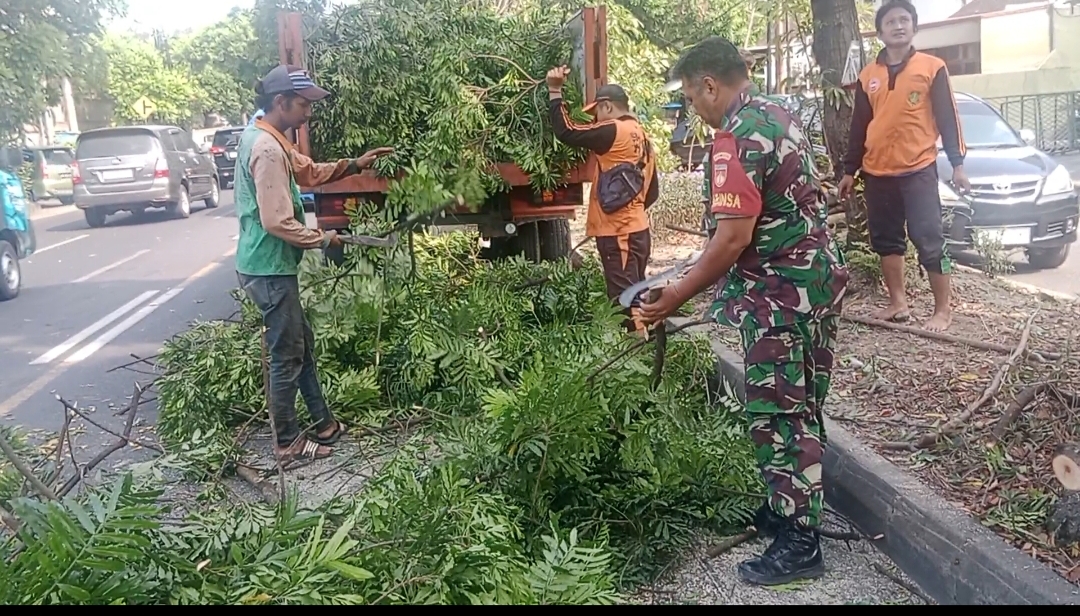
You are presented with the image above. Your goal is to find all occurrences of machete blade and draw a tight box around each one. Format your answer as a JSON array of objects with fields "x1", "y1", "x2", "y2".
[{"x1": 618, "y1": 250, "x2": 703, "y2": 309}]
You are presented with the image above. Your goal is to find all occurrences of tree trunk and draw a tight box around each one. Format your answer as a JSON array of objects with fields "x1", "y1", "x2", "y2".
[{"x1": 809, "y1": 0, "x2": 868, "y2": 246}]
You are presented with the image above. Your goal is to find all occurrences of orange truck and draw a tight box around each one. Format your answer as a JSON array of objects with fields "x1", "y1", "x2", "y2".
[{"x1": 275, "y1": 6, "x2": 610, "y2": 264}]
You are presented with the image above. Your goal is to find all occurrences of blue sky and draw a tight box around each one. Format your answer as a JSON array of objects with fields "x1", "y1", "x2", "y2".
[{"x1": 107, "y1": 0, "x2": 254, "y2": 35}]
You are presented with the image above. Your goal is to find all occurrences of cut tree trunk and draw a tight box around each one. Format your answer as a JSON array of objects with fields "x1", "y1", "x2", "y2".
[
  {"x1": 1046, "y1": 490, "x2": 1080, "y2": 546},
  {"x1": 810, "y1": 0, "x2": 868, "y2": 247},
  {"x1": 1052, "y1": 442, "x2": 1080, "y2": 491}
]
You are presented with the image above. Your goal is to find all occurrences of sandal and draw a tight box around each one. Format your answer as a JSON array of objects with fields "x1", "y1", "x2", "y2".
[
  {"x1": 310, "y1": 420, "x2": 348, "y2": 446},
  {"x1": 275, "y1": 437, "x2": 332, "y2": 463}
]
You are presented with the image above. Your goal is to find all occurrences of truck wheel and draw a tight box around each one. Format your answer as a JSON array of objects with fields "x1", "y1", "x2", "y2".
[
  {"x1": 518, "y1": 222, "x2": 543, "y2": 263},
  {"x1": 538, "y1": 219, "x2": 572, "y2": 261},
  {"x1": 1027, "y1": 244, "x2": 1071, "y2": 270},
  {"x1": 479, "y1": 236, "x2": 515, "y2": 261},
  {"x1": 84, "y1": 207, "x2": 107, "y2": 228},
  {"x1": 0, "y1": 240, "x2": 20, "y2": 301}
]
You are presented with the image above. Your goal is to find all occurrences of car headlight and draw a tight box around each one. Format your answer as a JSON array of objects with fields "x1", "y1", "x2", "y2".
[
  {"x1": 938, "y1": 181, "x2": 963, "y2": 204},
  {"x1": 1042, "y1": 164, "x2": 1074, "y2": 196}
]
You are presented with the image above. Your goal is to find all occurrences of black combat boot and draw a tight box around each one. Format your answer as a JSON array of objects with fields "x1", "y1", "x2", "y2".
[
  {"x1": 752, "y1": 502, "x2": 785, "y2": 538},
  {"x1": 737, "y1": 522, "x2": 825, "y2": 586}
]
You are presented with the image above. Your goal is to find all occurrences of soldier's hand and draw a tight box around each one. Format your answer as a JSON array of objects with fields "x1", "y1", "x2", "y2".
[
  {"x1": 638, "y1": 284, "x2": 684, "y2": 326},
  {"x1": 837, "y1": 174, "x2": 856, "y2": 200},
  {"x1": 545, "y1": 66, "x2": 570, "y2": 93}
]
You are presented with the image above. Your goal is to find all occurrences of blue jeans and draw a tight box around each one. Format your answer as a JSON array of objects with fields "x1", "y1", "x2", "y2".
[{"x1": 238, "y1": 273, "x2": 334, "y2": 447}]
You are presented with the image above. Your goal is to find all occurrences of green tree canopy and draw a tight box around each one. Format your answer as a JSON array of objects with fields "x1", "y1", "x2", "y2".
[
  {"x1": 0, "y1": 0, "x2": 125, "y2": 140},
  {"x1": 173, "y1": 8, "x2": 260, "y2": 123},
  {"x1": 103, "y1": 34, "x2": 202, "y2": 126}
]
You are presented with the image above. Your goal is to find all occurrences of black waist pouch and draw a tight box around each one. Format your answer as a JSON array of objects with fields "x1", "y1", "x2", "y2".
[{"x1": 596, "y1": 139, "x2": 652, "y2": 215}]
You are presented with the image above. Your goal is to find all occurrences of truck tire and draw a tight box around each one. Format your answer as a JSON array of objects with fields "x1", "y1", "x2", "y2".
[
  {"x1": 0, "y1": 240, "x2": 20, "y2": 301},
  {"x1": 538, "y1": 219, "x2": 571, "y2": 261},
  {"x1": 480, "y1": 236, "x2": 515, "y2": 261},
  {"x1": 518, "y1": 222, "x2": 542, "y2": 263},
  {"x1": 1026, "y1": 244, "x2": 1070, "y2": 270}
]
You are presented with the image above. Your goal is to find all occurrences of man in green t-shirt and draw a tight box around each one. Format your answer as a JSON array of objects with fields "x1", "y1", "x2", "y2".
[{"x1": 235, "y1": 65, "x2": 393, "y2": 463}]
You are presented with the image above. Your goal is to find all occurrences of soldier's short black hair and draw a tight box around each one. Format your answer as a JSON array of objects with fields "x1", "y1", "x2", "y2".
[
  {"x1": 671, "y1": 36, "x2": 749, "y2": 87},
  {"x1": 875, "y1": 0, "x2": 918, "y2": 33}
]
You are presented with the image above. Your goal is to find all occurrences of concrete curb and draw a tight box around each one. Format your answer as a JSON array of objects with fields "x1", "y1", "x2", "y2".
[
  {"x1": 955, "y1": 264, "x2": 1079, "y2": 304},
  {"x1": 709, "y1": 338, "x2": 1080, "y2": 605}
]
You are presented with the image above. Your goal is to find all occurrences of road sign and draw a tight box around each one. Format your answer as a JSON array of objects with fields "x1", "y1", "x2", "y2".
[{"x1": 131, "y1": 96, "x2": 157, "y2": 120}]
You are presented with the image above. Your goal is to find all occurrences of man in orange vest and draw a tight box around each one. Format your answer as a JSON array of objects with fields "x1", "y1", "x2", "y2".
[
  {"x1": 546, "y1": 68, "x2": 659, "y2": 334},
  {"x1": 839, "y1": 0, "x2": 970, "y2": 332}
]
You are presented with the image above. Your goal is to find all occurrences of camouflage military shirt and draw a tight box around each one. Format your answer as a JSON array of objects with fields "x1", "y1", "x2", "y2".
[{"x1": 707, "y1": 84, "x2": 848, "y2": 330}]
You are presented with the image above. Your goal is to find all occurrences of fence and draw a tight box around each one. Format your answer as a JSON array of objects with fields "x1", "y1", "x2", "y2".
[{"x1": 984, "y1": 92, "x2": 1080, "y2": 154}]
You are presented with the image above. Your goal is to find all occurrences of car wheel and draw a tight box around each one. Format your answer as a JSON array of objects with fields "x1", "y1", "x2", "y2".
[
  {"x1": 58, "y1": 196, "x2": 74, "y2": 206},
  {"x1": 0, "y1": 240, "x2": 21, "y2": 301},
  {"x1": 27, "y1": 190, "x2": 37, "y2": 203},
  {"x1": 205, "y1": 181, "x2": 221, "y2": 209},
  {"x1": 1026, "y1": 244, "x2": 1071, "y2": 270},
  {"x1": 168, "y1": 186, "x2": 191, "y2": 219},
  {"x1": 84, "y1": 207, "x2": 107, "y2": 228}
]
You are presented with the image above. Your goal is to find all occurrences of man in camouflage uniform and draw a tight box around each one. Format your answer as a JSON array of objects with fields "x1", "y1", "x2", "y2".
[{"x1": 640, "y1": 36, "x2": 849, "y2": 586}]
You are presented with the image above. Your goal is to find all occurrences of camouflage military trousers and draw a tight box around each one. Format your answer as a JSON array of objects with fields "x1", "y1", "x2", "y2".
[{"x1": 738, "y1": 315, "x2": 839, "y2": 529}]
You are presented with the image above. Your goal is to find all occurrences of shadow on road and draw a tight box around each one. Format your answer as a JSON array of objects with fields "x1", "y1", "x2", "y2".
[{"x1": 44, "y1": 203, "x2": 226, "y2": 233}]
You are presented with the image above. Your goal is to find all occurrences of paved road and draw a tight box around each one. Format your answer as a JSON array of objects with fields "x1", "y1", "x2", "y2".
[
  {"x1": 0, "y1": 192, "x2": 242, "y2": 444},
  {"x1": 1000, "y1": 153, "x2": 1080, "y2": 297}
]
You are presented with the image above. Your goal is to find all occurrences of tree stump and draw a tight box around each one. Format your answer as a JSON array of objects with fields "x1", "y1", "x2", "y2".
[
  {"x1": 1046, "y1": 491, "x2": 1080, "y2": 546},
  {"x1": 1052, "y1": 442, "x2": 1080, "y2": 491}
]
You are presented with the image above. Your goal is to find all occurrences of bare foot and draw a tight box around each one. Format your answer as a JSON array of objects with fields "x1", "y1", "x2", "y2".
[
  {"x1": 923, "y1": 311, "x2": 952, "y2": 332},
  {"x1": 870, "y1": 304, "x2": 911, "y2": 322}
]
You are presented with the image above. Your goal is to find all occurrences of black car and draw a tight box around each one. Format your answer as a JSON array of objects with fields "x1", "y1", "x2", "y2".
[
  {"x1": 210, "y1": 126, "x2": 245, "y2": 189},
  {"x1": 939, "y1": 93, "x2": 1078, "y2": 269}
]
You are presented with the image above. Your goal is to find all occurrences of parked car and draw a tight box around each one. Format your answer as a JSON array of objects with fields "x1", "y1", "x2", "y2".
[
  {"x1": 21, "y1": 145, "x2": 75, "y2": 205},
  {"x1": 939, "y1": 93, "x2": 1079, "y2": 270},
  {"x1": 72, "y1": 125, "x2": 220, "y2": 228},
  {"x1": 209, "y1": 126, "x2": 245, "y2": 189},
  {"x1": 1, "y1": 147, "x2": 37, "y2": 301}
]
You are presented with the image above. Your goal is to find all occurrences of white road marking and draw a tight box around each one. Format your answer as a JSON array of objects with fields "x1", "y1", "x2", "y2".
[
  {"x1": 73, "y1": 249, "x2": 150, "y2": 283},
  {"x1": 29, "y1": 290, "x2": 160, "y2": 365},
  {"x1": 3, "y1": 253, "x2": 233, "y2": 417},
  {"x1": 34, "y1": 234, "x2": 89, "y2": 254},
  {"x1": 231, "y1": 234, "x2": 239, "y2": 240},
  {"x1": 64, "y1": 287, "x2": 186, "y2": 364}
]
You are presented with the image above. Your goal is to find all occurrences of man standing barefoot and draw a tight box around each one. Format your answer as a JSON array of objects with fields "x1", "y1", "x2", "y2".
[{"x1": 838, "y1": 0, "x2": 970, "y2": 332}]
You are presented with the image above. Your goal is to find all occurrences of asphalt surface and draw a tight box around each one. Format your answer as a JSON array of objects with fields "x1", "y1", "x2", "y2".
[
  {"x1": 1000, "y1": 152, "x2": 1080, "y2": 297},
  {"x1": 0, "y1": 191, "x2": 242, "y2": 443}
]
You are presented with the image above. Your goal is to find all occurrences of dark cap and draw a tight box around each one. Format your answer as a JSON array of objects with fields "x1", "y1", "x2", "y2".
[
  {"x1": 258, "y1": 65, "x2": 331, "y2": 102},
  {"x1": 582, "y1": 84, "x2": 630, "y2": 114}
]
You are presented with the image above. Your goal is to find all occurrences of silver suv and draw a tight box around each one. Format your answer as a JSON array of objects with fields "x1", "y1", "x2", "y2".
[{"x1": 73, "y1": 125, "x2": 221, "y2": 228}]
